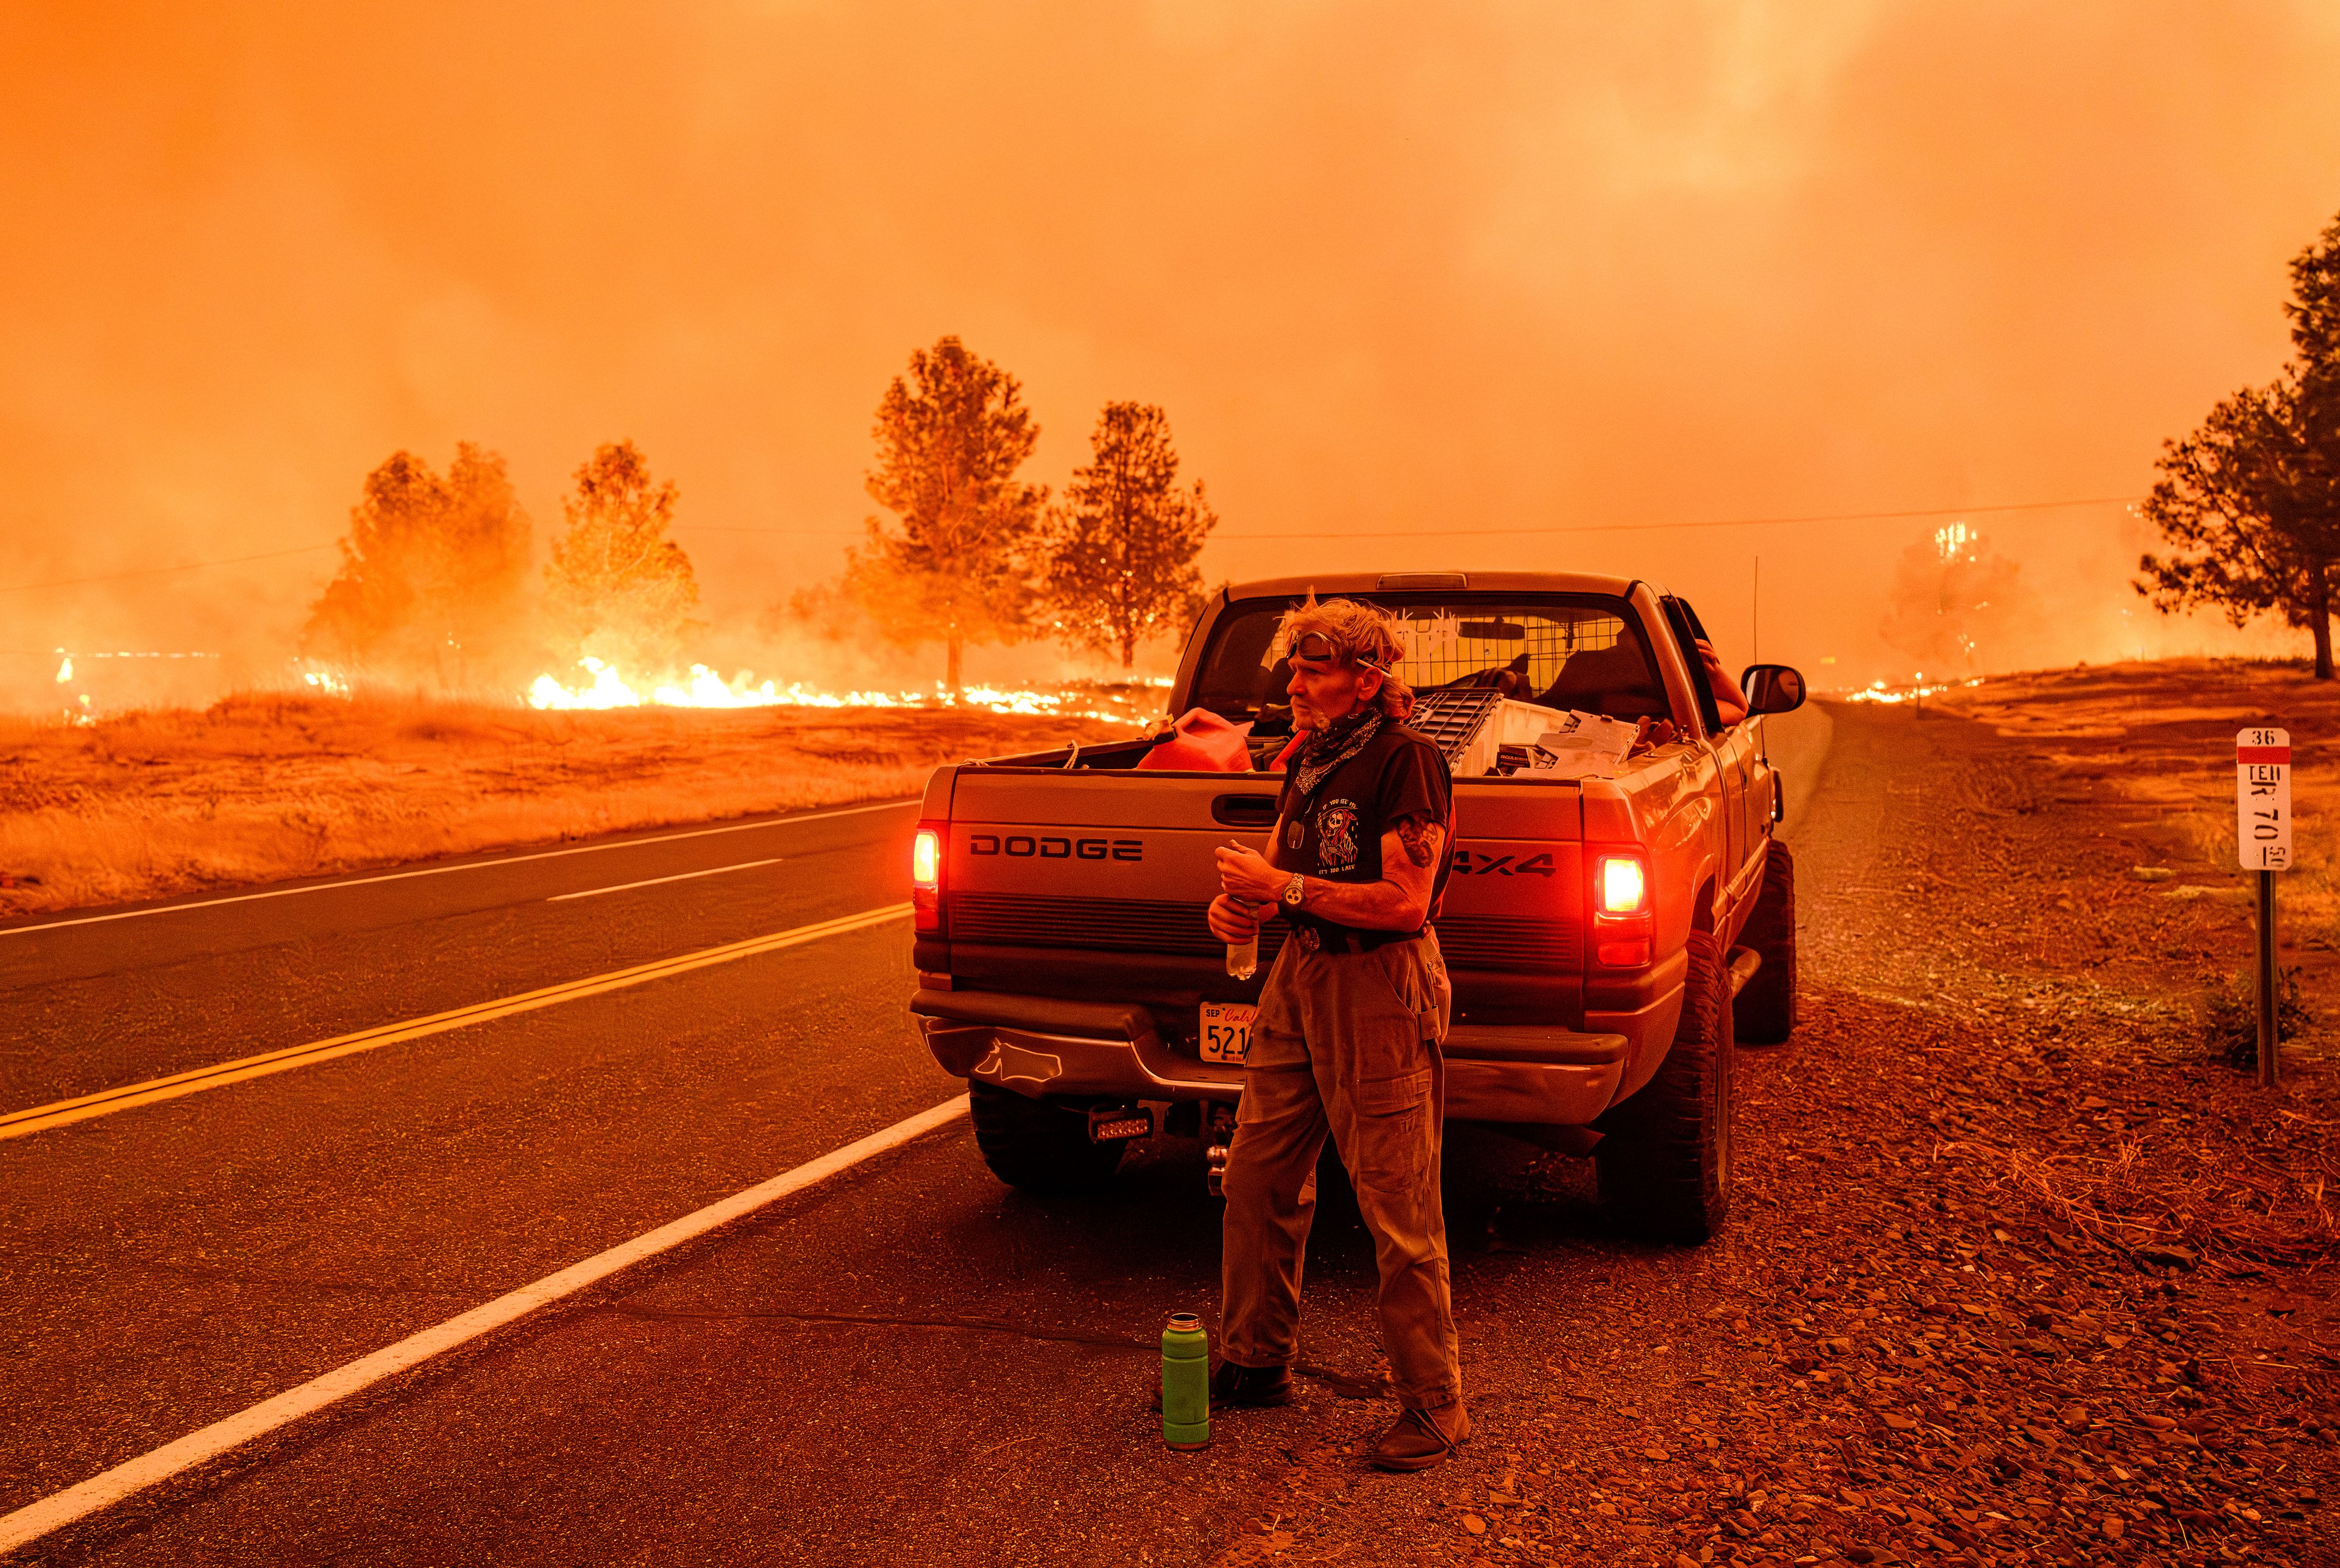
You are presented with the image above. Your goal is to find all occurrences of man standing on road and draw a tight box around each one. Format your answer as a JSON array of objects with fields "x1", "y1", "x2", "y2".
[{"x1": 1205, "y1": 597, "x2": 1466, "y2": 1472}]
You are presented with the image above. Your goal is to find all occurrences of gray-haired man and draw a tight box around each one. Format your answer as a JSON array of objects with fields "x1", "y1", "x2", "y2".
[{"x1": 1205, "y1": 597, "x2": 1466, "y2": 1472}]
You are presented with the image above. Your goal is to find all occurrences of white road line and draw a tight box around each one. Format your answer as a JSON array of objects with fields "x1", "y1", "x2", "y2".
[
  {"x1": 547, "y1": 857, "x2": 783, "y2": 903},
  {"x1": 0, "y1": 800, "x2": 918, "y2": 937},
  {"x1": 0, "y1": 1094, "x2": 971, "y2": 1556}
]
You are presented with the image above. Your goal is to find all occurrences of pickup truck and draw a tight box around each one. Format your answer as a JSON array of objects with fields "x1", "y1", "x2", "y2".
[{"x1": 907, "y1": 570, "x2": 1806, "y2": 1241}]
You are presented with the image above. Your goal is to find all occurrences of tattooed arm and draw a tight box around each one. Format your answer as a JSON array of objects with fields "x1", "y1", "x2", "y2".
[
  {"x1": 1213, "y1": 812, "x2": 1447, "y2": 932},
  {"x1": 1238, "y1": 813, "x2": 1441, "y2": 932}
]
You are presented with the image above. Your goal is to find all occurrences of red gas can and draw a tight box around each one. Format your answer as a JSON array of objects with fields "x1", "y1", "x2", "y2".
[{"x1": 1136, "y1": 709, "x2": 1255, "y2": 772}]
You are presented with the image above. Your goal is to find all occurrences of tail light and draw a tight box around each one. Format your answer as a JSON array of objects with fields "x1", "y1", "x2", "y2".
[
  {"x1": 912, "y1": 825, "x2": 943, "y2": 933},
  {"x1": 1598, "y1": 856, "x2": 1646, "y2": 916},
  {"x1": 1590, "y1": 850, "x2": 1652, "y2": 967}
]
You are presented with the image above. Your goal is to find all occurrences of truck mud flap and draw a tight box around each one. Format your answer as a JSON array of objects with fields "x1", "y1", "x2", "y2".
[
  {"x1": 1725, "y1": 945, "x2": 1762, "y2": 997},
  {"x1": 1442, "y1": 1024, "x2": 1629, "y2": 1126}
]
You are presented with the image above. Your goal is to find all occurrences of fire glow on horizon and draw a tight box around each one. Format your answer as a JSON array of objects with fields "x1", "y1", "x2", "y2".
[
  {"x1": 522, "y1": 658, "x2": 1168, "y2": 722},
  {"x1": 1845, "y1": 676, "x2": 1985, "y2": 705}
]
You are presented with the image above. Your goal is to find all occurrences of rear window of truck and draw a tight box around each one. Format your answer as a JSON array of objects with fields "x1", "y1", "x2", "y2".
[{"x1": 1191, "y1": 597, "x2": 1670, "y2": 734}]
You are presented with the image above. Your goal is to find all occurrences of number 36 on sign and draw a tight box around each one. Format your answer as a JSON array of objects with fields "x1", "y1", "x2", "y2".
[{"x1": 2238, "y1": 727, "x2": 2292, "y2": 871}]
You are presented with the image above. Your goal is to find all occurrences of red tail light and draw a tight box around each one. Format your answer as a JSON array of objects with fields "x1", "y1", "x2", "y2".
[
  {"x1": 1597, "y1": 856, "x2": 1647, "y2": 915},
  {"x1": 912, "y1": 825, "x2": 942, "y2": 933},
  {"x1": 1590, "y1": 850, "x2": 1651, "y2": 967}
]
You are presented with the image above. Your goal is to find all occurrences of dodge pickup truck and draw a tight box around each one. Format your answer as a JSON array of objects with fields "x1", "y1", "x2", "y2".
[{"x1": 907, "y1": 570, "x2": 1806, "y2": 1241}]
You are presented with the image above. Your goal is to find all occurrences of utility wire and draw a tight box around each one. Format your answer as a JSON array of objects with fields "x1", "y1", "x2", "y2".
[
  {"x1": 1215, "y1": 494, "x2": 2142, "y2": 542},
  {"x1": 671, "y1": 494, "x2": 2140, "y2": 542},
  {"x1": 0, "y1": 544, "x2": 338, "y2": 594}
]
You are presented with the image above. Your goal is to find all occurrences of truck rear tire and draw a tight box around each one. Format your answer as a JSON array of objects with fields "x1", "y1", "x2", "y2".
[
  {"x1": 1594, "y1": 928, "x2": 1732, "y2": 1243},
  {"x1": 968, "y1": 1082, "x2": 1125, "y2": 1194},
  {"x1": 1734, "y1": 841, "x2": 1797, "y2": 1046}
]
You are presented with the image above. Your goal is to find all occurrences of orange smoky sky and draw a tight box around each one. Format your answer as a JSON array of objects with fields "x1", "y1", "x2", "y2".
[{"x1": 5, "y1": 0, "x2": 2340, "y2": 697}]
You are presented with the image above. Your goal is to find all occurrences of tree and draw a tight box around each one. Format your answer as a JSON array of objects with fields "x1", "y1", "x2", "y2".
[
  {"x1": 544, "y1": 441, "x2": 700, "y2": 672},
  {"x1": 1040, "y1": 402, "x2": 1215, "y2": 670},
  {"x1": 303, "y1": 442, "x2": 530, "y2": 687},
  {"x1": 2138, "y1": 211, "x2": 2340, "y2": 678},
  {"x1": 2136, "y1": 380, "x2": 2339, "y2": 678},
  {"x1": 1878, "y1": 522, "x2": 2031, "y2": 674},
  {"x1": 847, "y1": 336, "x2": 1046, "y2": 695}
]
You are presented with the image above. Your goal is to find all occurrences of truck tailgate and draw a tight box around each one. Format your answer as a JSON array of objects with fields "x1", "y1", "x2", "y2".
[{"x1": 926, "y1": 768, "x2": 1587, "y2": 1032}]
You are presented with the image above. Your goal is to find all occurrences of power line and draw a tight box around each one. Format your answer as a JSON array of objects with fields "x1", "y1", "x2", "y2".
[
  {"x1": 1213, "y1": 495, "x2": 2141, "y2": 542},
  {"x1": 676, "y1": 525, "x2": 905, "y2": 539},
  {"x1": 669, "y1": 494, "x2": 2140, "y2": 542},
  {"x1": 0, "y1": 544, "x2": 338, "y2": 594}
]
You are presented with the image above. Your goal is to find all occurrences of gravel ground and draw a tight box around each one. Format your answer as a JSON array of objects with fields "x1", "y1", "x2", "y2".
[{"x1": 1179, "y1": 683, "x2": 2338, "y2": 1568}]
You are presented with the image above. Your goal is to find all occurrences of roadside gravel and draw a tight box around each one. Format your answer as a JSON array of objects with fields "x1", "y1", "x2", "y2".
[{"x1": 1188, "y1": 689, "x2": 2336, "y2": 1568}]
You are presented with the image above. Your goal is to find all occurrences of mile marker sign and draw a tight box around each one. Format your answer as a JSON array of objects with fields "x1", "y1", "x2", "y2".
[{"x1": 2237, "y1": 727, "x2": 2292, "y2": 871}]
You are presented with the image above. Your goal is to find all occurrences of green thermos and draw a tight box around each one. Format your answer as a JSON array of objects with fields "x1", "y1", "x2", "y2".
[{"x1": 1160, "y1": 1312, "x2": 1210, "y2": 1450}]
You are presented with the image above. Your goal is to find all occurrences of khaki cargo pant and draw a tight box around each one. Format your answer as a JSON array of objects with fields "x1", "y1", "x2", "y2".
[{"x1": 1219, "y1": 927, "x2": 1462, "y2": 1412}]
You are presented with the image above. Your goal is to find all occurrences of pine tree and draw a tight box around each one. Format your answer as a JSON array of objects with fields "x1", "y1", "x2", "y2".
[
  {"x1": 303, "y1": 443, "x2": 530, "y2": 688},
  {"x1": 1041, "y1": 403, "x2": 1214, "y2": 670},
  {"x1": 2138, "y1": 212, "x2": 2340, "y2": 677},
  {"x1": 848, "y1": 337, "x2": 1045, "y2": 695},
  {"x1": 544, "y1": 441, "x2": 700, "y2": 672},
  {"x1": 1878, "y1": 523, "x2": 2030, "y2": 675}
]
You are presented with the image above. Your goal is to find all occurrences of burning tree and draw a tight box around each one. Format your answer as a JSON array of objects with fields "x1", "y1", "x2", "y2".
[
  {"x1": 1878, "y1": 522, "x2": 2030, "y2": 675},
  {"x1": 1040, "y1": 402, "x2": 1215, "y2": 670},
  {"x1": 544, "y1": 441, "x2": 701, "y2": 672},
  {"x1": 848, "y1": 337, "x2": 1046, "y2": 695},
  {"x1": 2137, "y1": 213, "x2": 2340, "y2": 679},
  {"x1": 303, "y1": 443, "x2": 531, "y2": 688}
]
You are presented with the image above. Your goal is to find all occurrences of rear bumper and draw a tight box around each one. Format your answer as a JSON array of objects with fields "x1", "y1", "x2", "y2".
[
  {"x1": 912, "y1": 988, "x2": 1646, "y2": 1127},
  {"x1": 915, "y1": 988, "x2": 1246, "y2": 1100}
]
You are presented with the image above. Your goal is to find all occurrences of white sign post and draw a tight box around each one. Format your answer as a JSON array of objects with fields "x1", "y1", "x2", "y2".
[{"x1": 2237, "y1": 726, "x2": 2292, "y2": 1087}]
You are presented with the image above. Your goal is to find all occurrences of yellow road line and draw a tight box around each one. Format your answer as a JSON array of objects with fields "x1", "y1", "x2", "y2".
[
  {"x1": 0, "y1": 903, "x2": 912, "y2": 1143},
  {"x1": 0, "y1": 1093, "x2": 971, "y2": 1555}
]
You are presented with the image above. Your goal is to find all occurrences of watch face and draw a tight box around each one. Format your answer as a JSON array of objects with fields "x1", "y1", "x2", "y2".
[{"x1": 1282, "y1": 876, "x2": 1305, "y2": 905}]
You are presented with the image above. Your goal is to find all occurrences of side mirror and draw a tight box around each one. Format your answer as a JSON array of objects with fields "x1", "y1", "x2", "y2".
[{"x1": 1740, "y1": 664, "x2": 1806, "y2": 715}]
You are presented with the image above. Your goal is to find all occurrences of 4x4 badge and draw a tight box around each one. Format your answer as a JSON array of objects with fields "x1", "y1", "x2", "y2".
[{"x1": 1452, "y1": 850, "x2": 1556, "y2": 877}]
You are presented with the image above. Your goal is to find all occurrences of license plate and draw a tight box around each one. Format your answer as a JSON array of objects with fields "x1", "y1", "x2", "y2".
[{"x1": 1199, "y1": 1002, "x2": 1258, "y2": 1065}]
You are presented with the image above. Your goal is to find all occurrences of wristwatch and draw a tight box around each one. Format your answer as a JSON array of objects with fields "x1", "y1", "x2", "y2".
[{"x1": 1280, "y1": 873, "x2": 1306, "y2": 909}]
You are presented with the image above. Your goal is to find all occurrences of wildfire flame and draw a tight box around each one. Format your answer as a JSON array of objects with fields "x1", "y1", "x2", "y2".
[
  {"x1": 523, "y1": 658, "x2": 1163, "y2": 721},
  {"x1": 1845, "y1": 676, "x2": 1984, "y2": 705}
]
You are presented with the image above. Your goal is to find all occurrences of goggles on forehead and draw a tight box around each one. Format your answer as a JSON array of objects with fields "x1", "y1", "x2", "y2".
[{"x1": 1289, "y1": 631, "x2": 1391, "y2": 674}]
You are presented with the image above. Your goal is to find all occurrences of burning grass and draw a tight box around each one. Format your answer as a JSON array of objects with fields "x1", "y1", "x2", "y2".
[{"x1": 0, "y1": 690, "x2": 1142, "y2": 918}]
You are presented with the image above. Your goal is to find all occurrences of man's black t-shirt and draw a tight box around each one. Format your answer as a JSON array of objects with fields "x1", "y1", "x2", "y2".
[{"x1": 1274, "y1": 720, "x2": 1455, "y2": 941}]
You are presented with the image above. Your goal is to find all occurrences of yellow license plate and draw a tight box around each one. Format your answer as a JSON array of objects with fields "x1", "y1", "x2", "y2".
[{"x1": 1199, "y1": 1002, "x2": 1257, "y2": 1065}]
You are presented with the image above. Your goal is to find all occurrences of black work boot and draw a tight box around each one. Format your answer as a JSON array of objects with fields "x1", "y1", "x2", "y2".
[
  {"x1": 1368, "y1": 1403, "x2": 1470, "y2": 1472},
  {"x1": 1211, "y1": 1361, "x2": 1295, "y2": 1408},
  {"x1": 1150, "y1": 1361, "x2": 1294, "y2": 1411}
]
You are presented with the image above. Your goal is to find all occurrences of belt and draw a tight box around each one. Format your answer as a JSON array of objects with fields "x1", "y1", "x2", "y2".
[{"x1": 1289, "y1": 921, "x2": 1425, "y2": 955}]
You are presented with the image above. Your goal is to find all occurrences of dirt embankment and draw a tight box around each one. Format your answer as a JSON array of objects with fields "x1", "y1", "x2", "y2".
[
  {"x1": 1194, "y1": 662, "x2": 2337, "y2": 1568},
  {"x1": 0, "y1": 694, "x2": 1136, "y2": 918}
]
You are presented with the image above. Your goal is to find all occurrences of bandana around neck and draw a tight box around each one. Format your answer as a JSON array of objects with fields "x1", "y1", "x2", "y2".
[{"x1": 1291, "y1": 707, "x2": 1381, "y2": 800}]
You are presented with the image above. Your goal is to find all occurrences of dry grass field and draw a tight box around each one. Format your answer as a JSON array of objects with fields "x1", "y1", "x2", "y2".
[
  {"x1": 1937, "y1": 658, "x2": 2340, "y2": 998},
  {"x1": 0, "y1": 693, "x2": 1141, "y2": 918}
]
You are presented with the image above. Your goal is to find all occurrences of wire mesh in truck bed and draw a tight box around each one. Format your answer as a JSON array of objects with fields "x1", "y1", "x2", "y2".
[{"x1": 1408, "y1": 688, "x2": 1507, "y2": 768}]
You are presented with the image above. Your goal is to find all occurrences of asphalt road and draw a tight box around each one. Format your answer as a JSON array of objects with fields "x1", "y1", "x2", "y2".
[{"x1": 2, "y1": 707, "x2": 1835, "y2": 1566}]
